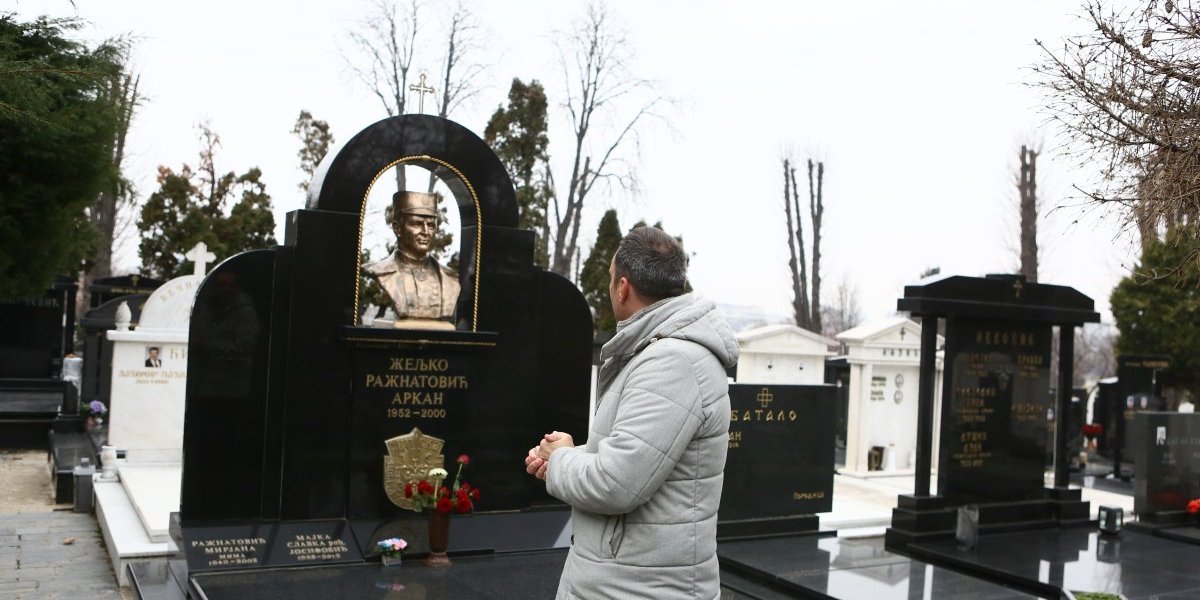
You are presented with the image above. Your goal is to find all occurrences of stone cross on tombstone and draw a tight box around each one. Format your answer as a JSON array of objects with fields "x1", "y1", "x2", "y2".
[
  {"x1": 408, "y1": 72, "x2": 436, "y2": 114},
  {"x1": 185, "y1": 242, "x2": 217, "y2": 277}
]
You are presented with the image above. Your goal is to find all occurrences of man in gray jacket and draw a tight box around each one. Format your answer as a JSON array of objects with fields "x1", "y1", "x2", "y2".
[{"x1": 526, "y1": 226, "x2": 739, "y2": 600}]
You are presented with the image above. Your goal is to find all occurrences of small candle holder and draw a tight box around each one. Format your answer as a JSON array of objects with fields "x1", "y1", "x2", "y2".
[{"x1": 1098, "y1": 505, "x2": 1124, "y2": 535}]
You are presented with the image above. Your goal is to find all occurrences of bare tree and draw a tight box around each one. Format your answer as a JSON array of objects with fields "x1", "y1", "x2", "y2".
[
  {"x1": 345, "y1": 0, "x2": 420, "y2": 191},
  {"x1": 1017, "y1": 144, "x2": 1039, "y2": 282},
  {"x1": 808, "y1": 159, "x2": 825, "y2": 331},
  {"x1": 782, "y1": 157, "x2": 811, "y2": 330},
  {"x1": 1034, "y1": 0, "x2": 1200, "y2": 272},
  {"x1": 821, "y1": 275, "x2": 863, "y2": 339},
  {"x1": 1075, "y1": 322, "x2": 1117, "y2": 386},
  {"x1": 548, "y1": 2, "x2": 666, "y2": 278},
  {"x1": 426, "y1": 0, "x2": 485, "y2": 193}
]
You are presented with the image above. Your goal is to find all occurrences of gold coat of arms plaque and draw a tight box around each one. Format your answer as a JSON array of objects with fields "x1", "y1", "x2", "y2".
[{"x1": 383, "y1": 428, "x2": 446, "y2": 510}]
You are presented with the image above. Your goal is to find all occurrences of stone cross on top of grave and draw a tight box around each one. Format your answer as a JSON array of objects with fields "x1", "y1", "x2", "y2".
[
  {"x1": 185, "y1": 242, "x2": 217, "y2": 277},
  {"x1": 408, "y1": 72, "x2": 435, "y2": 114}
]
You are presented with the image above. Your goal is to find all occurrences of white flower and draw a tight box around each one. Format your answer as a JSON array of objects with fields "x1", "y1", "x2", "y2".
[{"x1": 428, "y1": 468, "x2": 448, "y2": 478}]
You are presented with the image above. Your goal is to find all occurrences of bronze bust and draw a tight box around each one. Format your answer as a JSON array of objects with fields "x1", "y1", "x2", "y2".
[{"x1": 362, "y1": 191, "x2": 460, "y2": 330}]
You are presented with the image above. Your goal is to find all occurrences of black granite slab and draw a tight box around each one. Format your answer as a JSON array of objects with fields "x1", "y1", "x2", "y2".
[
  {"x1": 721, "y1": 384, "x2": 835, "y2": 525},
  {"x1": 938, "y1": 318, "x2": 1053, "y2": 504},
  {"x1": 265, "y1": 521, "x2": 361, "y2": 567},
  {"x1": 190, "y1": 549, "x2": 568, "y2": 599},
  {"x1": 0, "y1": 276, "x2": 76, "y2": 379},
  {"x1": 87, "y1": 274, "x2": 163, "y2": 309},
  {"x1": 182, "y1": 522, "x2": 277, "y2": 572},
  {"x1": 719, "y1": 534, "x2": 1043, "y2": 599},
  {"x1": 910, "y1": 528, "x2": 1200, "y2": 599},
  {"x1": 1133, "y1": 412, "x2": 1200, "y2": 514}
]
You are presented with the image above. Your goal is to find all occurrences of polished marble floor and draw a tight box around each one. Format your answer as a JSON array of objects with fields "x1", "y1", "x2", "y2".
[
  {"x1": 912, "y1": 527, "x2": 1200, "y2": 600},
  {"x1": 719, "y1": 534, "x2": 1044, "y2": 599}
]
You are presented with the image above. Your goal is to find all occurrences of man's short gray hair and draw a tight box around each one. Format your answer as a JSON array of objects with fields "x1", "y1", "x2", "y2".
[{"x1": 614, "y1": 226, "x2": 688, "y2": 301}]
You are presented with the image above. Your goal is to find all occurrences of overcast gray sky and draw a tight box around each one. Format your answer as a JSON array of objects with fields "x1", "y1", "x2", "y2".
[{"x1": 11, "y1": 0, "x2": 1139, "y2": 325}]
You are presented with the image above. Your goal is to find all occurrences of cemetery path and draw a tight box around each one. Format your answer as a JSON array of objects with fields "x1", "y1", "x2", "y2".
[{"x1": 0, "y1": 449, "x2": 130, "y2": 599}]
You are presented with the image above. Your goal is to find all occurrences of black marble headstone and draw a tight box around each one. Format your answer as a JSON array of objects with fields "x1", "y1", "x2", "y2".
[
  {"x1": 886, "y1": 274, "x2": 1099, "y2": 548},
  {"x1": 720, "y1": 384, "x2": 835, "y2": 524},
  {"x1": 87, "y1": 274, "x2": 163, "y2": 309},
  {"x1": 1134, "y1": 412, "x2": 1200, "y2": 515},
  {"x1": 0, "y1": 276, "x2": 77, "y2": 379},
  {"x1": 180, "y1": 116, "x2": 591, "y2": 570},
  {"x1": 1114, "y1": 355, "x2": 1170, "y2": 469},
  {"x1": 938, "y1": 318, "x2": 1052, "y2": 503}
]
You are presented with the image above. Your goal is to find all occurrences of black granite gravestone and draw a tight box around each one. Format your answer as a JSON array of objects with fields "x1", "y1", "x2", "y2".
[
  {"x1": 86, "y1": 274, "x2": 163, "y2": 309},
  {"x1": 885, "y1": 274, "x2": 1099, "y2": 549},
  {"x1": 938, "y1": 318, "x2": 1053, "y2": 503},
  {"x1": 1111, "y1": 355, "x2": 1170, "y2": 477},
  {"x1": 0, "y1": 276, "x2": 79, "y2": 449},
  {"x1": 173, "y1": 115, "x2": 591, "y2": 591},
  {"x1": 1133, "y1": 412, "x2": 1200, "y2": 517},
  {"x1": 0, "y1": 275, "x2": 76, "y2": 379},
  {"x1": 718, "y1": 384, "x2": 835, "y2": 537}
]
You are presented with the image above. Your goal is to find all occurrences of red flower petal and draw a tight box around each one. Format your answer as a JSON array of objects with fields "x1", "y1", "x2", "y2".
[
  {"x1": 455, "y1": 497, "x2": 472, "y2": 513},
  {"x1": 457, "y1": 454, "x2": 470, "y2": 465}
]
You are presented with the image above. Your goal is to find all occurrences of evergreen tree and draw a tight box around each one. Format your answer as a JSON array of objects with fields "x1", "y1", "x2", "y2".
[
  {"x1": 0, "y1": 16, "x2": 123, "y2": 298},
  {"x1": 1110, "y1": 229, "x2": 1200, "y2": 397},
  {"x1": 292, "y1": 110, "x2": 334, "y2": 192},
  {"x1": 580, "y1": 210, "x2": 622, "y2": 334},
  {"x1": 137, "y1": 124, "x2": 276, "y2": 278},
  {"x1": 484, "y1": 78, "x2": 552, "y2": 268}
]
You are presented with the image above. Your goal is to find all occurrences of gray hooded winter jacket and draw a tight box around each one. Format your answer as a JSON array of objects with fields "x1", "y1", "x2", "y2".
[{"x1": 547, "y1": 293, "x2": 739, "y2": 600}]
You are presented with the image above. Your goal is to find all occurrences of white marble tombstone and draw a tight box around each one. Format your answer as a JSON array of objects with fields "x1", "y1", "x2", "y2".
[
  {"x1": 735, "y1": 324, "x2": 837, "y2": 385},
  {"x1": 836, "y1": 317, "x2": 944, "y2": 476},
  {"x1": 96, "y1": 242, "x2": 214, "y2": 584}
]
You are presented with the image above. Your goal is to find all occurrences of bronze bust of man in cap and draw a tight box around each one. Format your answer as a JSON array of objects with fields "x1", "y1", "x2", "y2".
[{"x1": 362, "y1": 191, "x2": 460, "y2": 330}]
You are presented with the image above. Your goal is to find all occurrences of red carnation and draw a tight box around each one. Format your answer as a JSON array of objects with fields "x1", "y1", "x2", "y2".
[
  {"x1": 457, "y1": 454, "x2": 470, "y2": 465},
  {"x1": 459, "y1": 482, "x2": 471, "y2": 493},
  {"x1": 470, "y1": 488, "x2": 480, "y2": 501},
  {"x1": 1188, "y1": 499, "x2": 1200, "y2": 514},
  {"x1": 404, "y1": 483, "x2": 413, "y2": 498},
  {"x1": 455, "y1": 497, "x2": 472, "y2": 514},
  {"x1": 440, "y1": 486, "x2": 450, "y2": 498},
  {"x1": 417, "y1": 480, "x2": 434, "y2": 495},
  {"x1": 436, "y1": 497, "x2": 453, "y2": 514}
]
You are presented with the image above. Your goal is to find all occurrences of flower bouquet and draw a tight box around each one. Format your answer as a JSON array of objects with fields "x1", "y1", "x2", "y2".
[
  {"x1": 376, "y1": 537, "x2": 407, "y2": 566},
  {"x1": 403, "y1": 454, "x2": 480, "y2": 566},
  {"x1": 84, "y1": 400, "x2": 107, "y2": 428}
]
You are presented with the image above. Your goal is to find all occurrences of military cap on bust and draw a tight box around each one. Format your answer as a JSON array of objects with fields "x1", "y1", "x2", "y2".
[{"x1": 392, "y1": 191, "x2": 440, "y2": 218}]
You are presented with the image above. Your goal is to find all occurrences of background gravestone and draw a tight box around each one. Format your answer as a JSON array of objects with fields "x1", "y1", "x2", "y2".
[
  {"x1": 938, "y1": 318, "x2": 1052, "y2": 503},
  {"x1": 0, "y1": 275, "x2": 76, "y2": 379},
  {"x1": 718, "y1": 383, "x2": 835, "y2": 537},
  {"x1": 1133, "y1": 412, "x2": 1200, "y2": 516},
  {"x1": 1110, "y1": 355, "x2": 1171, "y2": 477},
  {"x1": 175, "y1": 115, "x2": 592, "y2": 587},
  {"x1": 0, "y1": 276, "x2": 79, "y2": 449},
  {"x1": 884, "y1": 274, "x2": 1099, "y2": 549}
]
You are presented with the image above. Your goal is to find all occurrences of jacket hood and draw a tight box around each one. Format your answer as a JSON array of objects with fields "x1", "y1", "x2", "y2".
[{"x1": 602, "y1": 293, "x2": 740, "y2": 369}]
